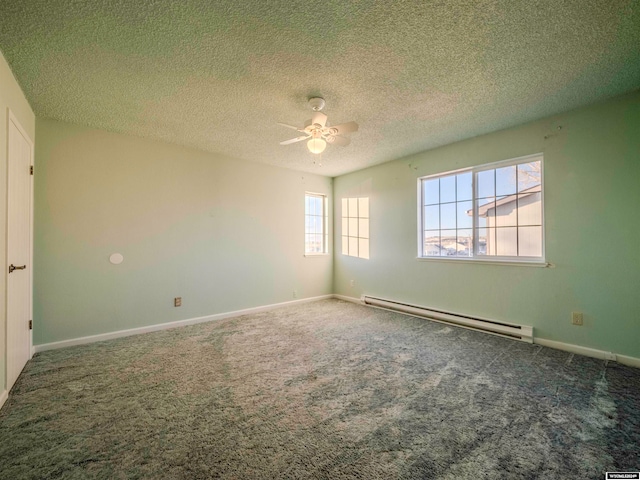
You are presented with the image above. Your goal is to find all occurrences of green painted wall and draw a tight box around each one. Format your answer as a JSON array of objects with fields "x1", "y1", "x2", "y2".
[
  {"x1": 0, "y1": 50, "x2": 35, "y2": 395},
  {"x1": 333, "y1": 92, "x2": 640, "y2": 358},
  {"x1": 34, "y1": 119, "x2": 332, "y2": 345}
]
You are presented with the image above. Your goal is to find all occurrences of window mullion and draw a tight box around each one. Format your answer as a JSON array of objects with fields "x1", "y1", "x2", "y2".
[
  {"x1": 472, "y1": 171, "x2": 477, "y2": 257},
  {"x1": 515, "y1": 168, "x2": 520, "y2": 256}
]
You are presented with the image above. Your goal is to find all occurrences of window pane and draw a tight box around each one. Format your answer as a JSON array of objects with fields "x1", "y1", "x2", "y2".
[
  {"x1": 359, "y1": 219, "x2": 369, "y2": 239},
  {"x1": 306, "y1": 196, "x2": 312, "y2": 215},
  {"x1": 496, "y1": 227, "x2": 517, "y2": 256},
  {"x1": 342, "y1": 217, "x2": 348, "y2": 235},
  {"x1": 494, "y1": 196, "x2": 517, "y2": 227},
  {"x1": 477, "y1": 227, "x2": 495, "y2": 256},
  {"x1": 476, "y1": 228, "x2": 486, "y2": 256},
  {"x1": 348, "y1": 218, "x2": 358, "y2": 236},
  {"x1": 518, "y1": 161, "x2": 541, "y2": 192},
  {"x1": 424, "y1": 205, "x2": 439, "y2": 230},
  {"x1": 440, "y1": 203, "x2": 456, "y2": 229},
  {"x1": 359, "y1": 238, "x2": 370, "y2": 259},
  {"x1": 487, "y1": 228, "x2": 497, "y2": 255},
  {"x1": 315, "y1": 216, "x2": 324, "y2": 235},
  {"x1": 518, "y1": 226, "x2": 542, "y2": 257},
  {"x1": 441, "y1": 229, "x2": 456, "y2": 256},
  {"x1": 517, "y1": 192, "x2": 542, "y2": 226},
  {"x1": 456, "y1": 172, "x2": 472, "y2": 201},
  {"x1": 342, "y1": 236, "x2": 348, "y2": 255},
  {"x1": 342, "y1": 198, "x2": 348, "y2": 216},
  {"x1": 457, "y1": 229, "x2": 473, "y2": 257},
  {"x1": 475, "y1": 197, "x2": 495, "y2": 228},
  {"x1": 457, "y1": 201, "x2": 473, "y2": 229},
  {"x1": 423, "y1": 178, "x2": 439, "y2": 205},
  {"x1": 440, "y1": 175, "x2": 456, "y2": 203},
  {"x1": 358, "y1": 198, "x2": 369, "y2": 218},
  {"x1": 424, "y1": 230, "x2": 440, "y2": 256},
  {"x1": 348, "y1": 236, "x2": 358, "y2": 256},
  {"x1": 496, "y1": 165, "x2": 516, "y2": 196},
  {"x1": 477, "y1": 170, "x2": 495, "y2": 198}
]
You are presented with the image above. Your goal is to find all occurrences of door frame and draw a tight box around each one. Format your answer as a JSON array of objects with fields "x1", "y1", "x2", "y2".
[{"x1": 4, "y1": 108, "x2": 34, "y2": 395}]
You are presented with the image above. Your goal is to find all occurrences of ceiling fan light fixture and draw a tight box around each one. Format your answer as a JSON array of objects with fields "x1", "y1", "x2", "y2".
[
  {"x1": 279, "y1": 96, "x2": 357, "y2": 154},
  {"x1": 307, "y1": 137, "x2": 326, "y2": 154}
]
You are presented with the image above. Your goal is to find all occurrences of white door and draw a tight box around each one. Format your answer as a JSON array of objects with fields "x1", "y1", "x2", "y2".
[{"x1": 6, "y1": 111, "x2": 33, "y2": 391}]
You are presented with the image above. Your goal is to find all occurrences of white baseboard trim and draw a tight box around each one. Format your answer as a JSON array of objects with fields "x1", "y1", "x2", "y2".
[
  {"x1": 534, "y1": 337, "x2": 617, "y2": 361},
  {"x1": 0, "y1": 389, "x2": 7, "y2": 410},
  {"x1": 332, "y1": 294, "x2": 362, "y2": 304},
  {"x1": 34, "y1": 294, "x2": 333, "y2": 353},
  {"x1": 534, "y1": 337, "x2": 640, "y2": 367},
  {"x1": 614, "y1": 354, "x2": 640, "y2": 369}
]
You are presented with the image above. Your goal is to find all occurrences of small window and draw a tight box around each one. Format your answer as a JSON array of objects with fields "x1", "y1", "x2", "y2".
[
  {"x1": 419, "y1": 154, "x2": 543, "y2": 262},
  {"x1": 305, "y1": 193, "x2": 328, "y2": 255},
  {"x1": 341, "y1": 197, "x2": 369, "y2": 259}
]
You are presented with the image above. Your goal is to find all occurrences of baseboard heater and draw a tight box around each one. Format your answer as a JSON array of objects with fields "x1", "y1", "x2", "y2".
[{"x1": 361, "y1": 295, "x2": 533, "y2": 343}]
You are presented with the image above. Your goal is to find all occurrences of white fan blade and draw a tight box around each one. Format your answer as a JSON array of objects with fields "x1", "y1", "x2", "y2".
[
  {"x1": 325, "y1": 135, "x2": 351, "y2": 146},
  {"x1": 277, "y1": 122, "x2": 304, "y2": 131},
  {"x1": 311, "y1": 112, "x2": 327, "y2": 128},
  {"x1": 280, "y1": 135, "x2": 310, "y2": 145},
  {"x1": 328, "y1": 121, "x2": 358, "y2": 135}
]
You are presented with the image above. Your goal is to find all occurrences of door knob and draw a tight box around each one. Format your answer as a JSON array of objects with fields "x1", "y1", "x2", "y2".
[{"x1": 8, "y1": 264, "x2": 26, "y2": 274}]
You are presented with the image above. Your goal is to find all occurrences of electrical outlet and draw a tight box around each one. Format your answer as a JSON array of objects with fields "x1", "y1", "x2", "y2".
[
  {"x1": 174, "y1": 297, "x2": 182, "y2": 307},
  {"x1": 571, "y1": 312, "x2": 583, "y2": 326},
  {"x1": 293, "y1": 290, "x2": 297, "y2": 298},
  {"x1": 350, "y1": 280, "x2": 355, "y2": 287}
]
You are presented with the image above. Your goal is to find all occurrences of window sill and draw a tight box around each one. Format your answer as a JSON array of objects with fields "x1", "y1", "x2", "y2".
[
  {"x1": 304, "y1": 253, "x2": 330, "y2": 258},
  {"x1": 416, "y1": 257, "x2": 552, "y2": 268}
]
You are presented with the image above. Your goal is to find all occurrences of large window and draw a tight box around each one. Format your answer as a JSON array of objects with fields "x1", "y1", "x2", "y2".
[
  {"x1": 305, "y1": 193, "x2": 328, "y2": 255},
  {"x1": 419, "y1": 154, "x2": 543, "y2": 261},
  {"x1": 341, "y1": 197, "x2": 369, "y2": 259}
]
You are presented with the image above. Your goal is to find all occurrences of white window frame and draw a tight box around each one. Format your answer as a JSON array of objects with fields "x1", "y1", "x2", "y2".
[
  {"x1": 305, "y1": 192, "x2": 329, "y2": 256},
  {"x1": 417, "y1": 153, "x2": 545, "y2": 265}
]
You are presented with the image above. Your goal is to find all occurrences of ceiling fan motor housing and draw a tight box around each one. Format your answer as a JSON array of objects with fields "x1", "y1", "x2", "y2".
[{"x1": 308, "y1": 97, "x2": 326, "y2": 111}]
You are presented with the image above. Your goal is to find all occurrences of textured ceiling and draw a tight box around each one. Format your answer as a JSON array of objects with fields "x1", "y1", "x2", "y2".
[{"x1": 1, "y1": 0, "x2": 639, "y2": 176}]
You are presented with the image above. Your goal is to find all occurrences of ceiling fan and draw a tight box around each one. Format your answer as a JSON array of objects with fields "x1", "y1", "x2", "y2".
[{"x1": 278, "y1": 97, "x2": 358, "y2": 154}]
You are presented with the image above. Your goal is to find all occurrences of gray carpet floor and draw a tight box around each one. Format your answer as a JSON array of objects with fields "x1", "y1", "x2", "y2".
[{"x1": 1, "y1": 299, "x2": 639, "y2": 479}]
